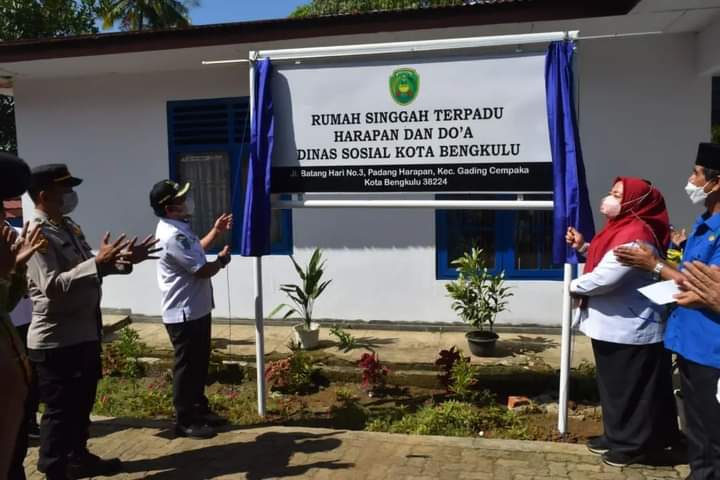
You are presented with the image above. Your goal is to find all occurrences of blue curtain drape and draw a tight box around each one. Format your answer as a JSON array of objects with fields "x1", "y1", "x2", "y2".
[
  {"x1": 241, "y1": 58, "x2": 275, "y2": 257},
  {"x1": 546, "y1": 41, "x2": 595, "y2": 264}
]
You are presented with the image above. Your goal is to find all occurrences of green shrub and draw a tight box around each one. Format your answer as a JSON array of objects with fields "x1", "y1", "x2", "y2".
[
  {"x1": 330, "y1": 325, "x2": 360, "y2": 352},
  {"x1": 102, "y1": 327, "x2": 147, "y2": 379},
  {"x1": 448, "y1": 357, "x2": 479, "y2": 401},
  {"x1": 366, "y1": 400, "x2": 528, "y2": 439},
  {"x1": 94, "y1": 377, "x2": 173, "y2": 418},
  {"x1": 265, "y1": 350, "x2": 317, "y2": 394}
]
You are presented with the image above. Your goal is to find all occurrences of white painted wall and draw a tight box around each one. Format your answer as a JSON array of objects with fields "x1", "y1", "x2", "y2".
[{"x1": 13, "y1": 32, "x2": 712, "y2": 326}]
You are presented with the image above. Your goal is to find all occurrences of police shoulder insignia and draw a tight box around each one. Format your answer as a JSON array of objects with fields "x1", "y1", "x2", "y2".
[
  {"x1": 176, "y1": 234, "x2": 192, "y2": 250},
  {"x1": 64, "y1": 217, "x2": 83, "y2": 237}
]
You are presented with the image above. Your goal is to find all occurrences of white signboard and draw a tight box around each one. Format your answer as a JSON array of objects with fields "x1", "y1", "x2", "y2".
[{"x1": 270, "y1": 53, "x2": 552, "y2": 193}]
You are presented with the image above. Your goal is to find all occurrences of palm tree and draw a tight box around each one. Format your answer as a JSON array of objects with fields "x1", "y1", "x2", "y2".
[{"x1": 98, "y1": 0, "x2": 199, "y2": 31}]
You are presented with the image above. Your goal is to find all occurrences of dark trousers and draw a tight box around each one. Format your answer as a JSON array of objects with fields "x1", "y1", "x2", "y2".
[
  {"x1": 592, "y1": 339, "x2": 679, "y2": 454},
  {"x1": 28, "y1": 341, "x2": 101, "y2": 478},
  {"x1": 15, "y1": 324, "x2": 40, "y2": 426},
  {"x1": 679, "y1": 356, "x2": 720, "y2": 480},
  {"x1": 165, "y1": 314, "x2": 212, "y2": 427},
  {"x1": 8, "y1": 323, "x2": 39, "y2": 480}
]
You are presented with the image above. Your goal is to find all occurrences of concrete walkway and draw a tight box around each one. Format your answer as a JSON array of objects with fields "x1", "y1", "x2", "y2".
[
  {"x1": 127, "y1": 320, "x2": 594, "y2": 369},
  {"x1": 22, "y1": 418, "x2": 689, "y2": 479}
]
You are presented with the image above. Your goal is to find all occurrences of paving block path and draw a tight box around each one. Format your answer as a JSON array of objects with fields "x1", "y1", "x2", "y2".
[{"x1": 23, "y1": 418, "x2": 690, "y2": 479}]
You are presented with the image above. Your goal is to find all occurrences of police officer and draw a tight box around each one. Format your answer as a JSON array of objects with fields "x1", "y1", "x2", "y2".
[
  {"x1": 150, "y1": 180, "x2": 232, "y2": 439},
  {"x1": 25, "y1": 164, "x2": 158, "y2": 480},
  {"x1": 615, "y1": 143, "x2": 720, "y2": 480}
]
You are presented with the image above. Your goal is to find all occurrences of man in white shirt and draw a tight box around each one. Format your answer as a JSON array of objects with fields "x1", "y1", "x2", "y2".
[{"x1": 149, "y1": 180, "x2": 232, "y2": 439}]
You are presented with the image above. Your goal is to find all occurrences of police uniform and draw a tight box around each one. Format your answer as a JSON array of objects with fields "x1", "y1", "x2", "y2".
[
  {"x1": 665, "y1": 143, "x2": 720, "y2": 480},
  {"x1": 151, "y1": 180, "x2": 220, "y2": 433},
  {"x1": 25, "y1": 164, "x2": 126, "y2": 479}
]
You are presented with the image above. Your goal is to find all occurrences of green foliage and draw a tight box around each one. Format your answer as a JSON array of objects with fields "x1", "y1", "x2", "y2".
[
  {"x1": 0, "y1": 0, "x2": 98, "y2": 41},
  {"x1": 712, "y1": 124, "x2": 720, "y2": 144},
  {"x1": 448, "y1": 357, "x2": 479, "y2": 402},
  {"x1": 94, "y1": 377, "x2": 173, "y2": 418},
  {"x1": 445, "y1": 248, "x2": 513, "y2": 331},
  {"x1": 366, "y1": 400, "x2": 528, "y2": 439},
  {"x1": 290, "y1": 0, "x2": 465, "y2": 18},
  {"x1": 0, "y1": 0, "x2": 99, "y2": 154},
  {"x1": 0, "y1": 96, "x2": 16, "y2": 153},
  {"x1": 102, "y1": 327, "x2": 147, "y2": 379},
  {"x1": 265, "y1": 350, "x2": 317, "y2": 394},
  {"x1": 208, "y1": 386, "x2": 264, "y2": 425},
  {"x1": 334, "y1": 386, "x2": 357, "y2": 404},
  {"x1": 97, "y1": 0, "x2": 198, "y2": 31},
  {"x1": 271, "y1": 248, "x2": 332, "y2": 330},
  {"x1": 330, "y1": 325, "x2": 359, "y2": 352}
]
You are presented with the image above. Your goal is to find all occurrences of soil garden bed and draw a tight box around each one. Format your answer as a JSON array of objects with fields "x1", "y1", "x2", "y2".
[{"x1": 96, "y1": 327, "x2": 603, "y2": 443}]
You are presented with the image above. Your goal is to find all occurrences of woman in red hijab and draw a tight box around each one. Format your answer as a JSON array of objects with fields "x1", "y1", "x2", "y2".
[{"x1": 566, "y1": 177, "x2": 679, "y2": 468}]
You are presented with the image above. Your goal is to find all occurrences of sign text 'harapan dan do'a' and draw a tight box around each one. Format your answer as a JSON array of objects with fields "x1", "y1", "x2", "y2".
[{"x1": 270, "y1": 53, "x2": 553, "y2": 193}]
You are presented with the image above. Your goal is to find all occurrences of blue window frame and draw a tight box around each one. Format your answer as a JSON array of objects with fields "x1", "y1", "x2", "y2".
[
  {"x1": 436, "y1": 195, "x2": 561, "y2": 280},
  {"x1": 167, "y1": 97, "x2": 292, "y2": 254}
]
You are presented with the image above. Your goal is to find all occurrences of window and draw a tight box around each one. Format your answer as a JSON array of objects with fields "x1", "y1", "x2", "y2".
[
  {"x1": 167, "y1": 98, "x2": 292, "y2": 254},
  {"x1": 436, "y1": 196, "x2": 560, "y2": 280}
]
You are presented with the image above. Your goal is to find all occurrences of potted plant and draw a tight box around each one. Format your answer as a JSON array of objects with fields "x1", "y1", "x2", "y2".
[
  {"x1": 271, "y1": 248, "x2": 331, "y2": 350},
  {"x1": 445, "y1": 248, "x2": 513, "y2": 357}
]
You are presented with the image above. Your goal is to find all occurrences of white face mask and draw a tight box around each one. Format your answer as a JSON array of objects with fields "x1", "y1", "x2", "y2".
[
  {"x1": 685, "y1": 181, "x2": 710, "y2": 205},
  {"x1": 59, "y1": 191, "x2": 78, "y2": 215},
  {"x1": 600, "y1": 195, "x2": 621, "y2": 218},
  {"x1": 184, "y1": 196, "x2": 195, "y2": 216}
]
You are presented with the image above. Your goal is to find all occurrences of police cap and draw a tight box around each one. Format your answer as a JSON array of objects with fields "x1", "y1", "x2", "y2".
[
  {"x1": 0, "y1": 152, "x2": 31, "y2": 200},
  {"x1": 149, "y1": 180, "x2": 190, "y2": 212},
  {"x1": 30, "y1": 164, "x2": 83, "y2": 193}
]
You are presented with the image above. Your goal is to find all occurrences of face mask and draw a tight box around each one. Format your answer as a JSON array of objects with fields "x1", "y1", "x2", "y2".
[
  {"x1": 184, "y1": 196, "x2": 195, "y2": 216},
  {"x1": 600, "y1": 195, "x2": 621, "y2": 218},
  {"x1": 59, "y1": 191, "x2": 78, "y2": 215},
  {"x1": 686, "y1": 181, "x2": 710, "y2": 205}
]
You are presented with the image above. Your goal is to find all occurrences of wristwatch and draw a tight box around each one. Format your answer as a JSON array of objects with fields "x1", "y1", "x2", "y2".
[{"x1": 653, "y1": 261, "x2": 665, "y2": 280}]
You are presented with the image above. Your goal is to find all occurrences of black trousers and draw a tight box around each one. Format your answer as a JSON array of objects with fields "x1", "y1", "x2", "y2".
[
  {"x1": 165, "y1": 314, "x2": 212, "y2": 427},
  {"x1": 592, "y1": 339, "x2": 679, "y2": 454},
  {"x1": 28, "y1": 341, "x2": 101, "y2": 478},
  {"x1": 679, "y1": 356, "x2": 720, "y2": 480},
  {"x1": 8, "y1": 323, "x2": 40, "y2": 480}
]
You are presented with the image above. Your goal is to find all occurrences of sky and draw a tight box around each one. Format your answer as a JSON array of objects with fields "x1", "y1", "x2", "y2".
[{"x1": 188, "y1": 0, "x2": 310, "y2": 25}]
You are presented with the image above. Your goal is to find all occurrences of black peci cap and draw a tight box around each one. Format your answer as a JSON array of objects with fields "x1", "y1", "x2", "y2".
[
  {"x1": 30, "y1": 164, "x2": 82, "y2": 193},
  {"x1": 696, "y1": 143, "x2": 720, "y2": 171},
  {"x1": 0, "y1": 152, "x2": 31, "y2": 200},
  {"x1": 149, "y1": 180, "x2": 190, "y2": 212}
]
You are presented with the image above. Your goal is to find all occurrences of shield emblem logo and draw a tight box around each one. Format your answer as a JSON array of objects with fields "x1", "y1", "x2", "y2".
[{"x1": 389, "y1": 68, "x2": 419, "y2": 106}]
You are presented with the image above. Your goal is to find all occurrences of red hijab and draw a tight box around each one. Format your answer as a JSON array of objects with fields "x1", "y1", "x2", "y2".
[{"x1": 584, "y1": 177, "x2": 670, "y2": 273}]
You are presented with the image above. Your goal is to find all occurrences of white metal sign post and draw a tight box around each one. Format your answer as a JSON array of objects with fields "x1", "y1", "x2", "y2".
[{"x1": 241, "y1": 31, "x2": 577, "y2": 433}]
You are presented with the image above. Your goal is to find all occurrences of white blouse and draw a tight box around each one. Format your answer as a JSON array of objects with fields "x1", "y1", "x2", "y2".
[{"x1": 570, "y1": 242, "x2": 665, "y2": 345}]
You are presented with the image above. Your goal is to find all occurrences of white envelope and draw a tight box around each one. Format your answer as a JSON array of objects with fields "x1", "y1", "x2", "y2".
[{"x1": 637, "y1": 280, "x2": 681, "y2": 305}]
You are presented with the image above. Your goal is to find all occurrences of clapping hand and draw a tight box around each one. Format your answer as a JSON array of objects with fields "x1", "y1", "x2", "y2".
[
  {"x1": 675, "y1": 261, "x2": 720, "y2": 313},
  {"x1": 217, "y1": 245, "x2": 231, "y2": 267},
  {"x1": 213, "y1": 213, "x2": 233, "y2": 234},
  {"x1": 95, "y1": 232, "x2": 129, "y2": 266},
  {"x1": 671, "y1": 227, "x2": 688, "y2": 247},
  {"x1": 565, "y1": 227, "x2": 585, "y2": 251},
  {"x1": 13, "y1": 222, "x2": 46, "y2": 267},
  {"x1": 119, "y1": 235, "x2": 161, "y2": 265}
]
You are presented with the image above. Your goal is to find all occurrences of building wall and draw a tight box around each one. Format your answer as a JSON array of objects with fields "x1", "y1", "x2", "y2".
[{"x1": 13, "y1": 32, "x2": 711, "y2": 325}]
